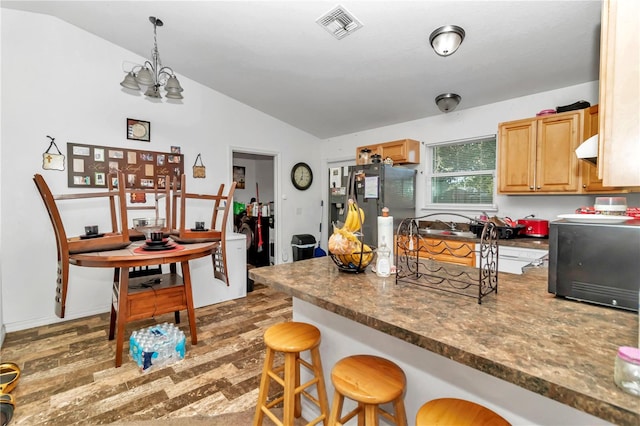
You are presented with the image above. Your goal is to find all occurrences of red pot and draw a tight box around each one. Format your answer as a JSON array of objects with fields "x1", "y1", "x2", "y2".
[{"x1": 516, "y1": 218, "x2": 549, "y2": 238}]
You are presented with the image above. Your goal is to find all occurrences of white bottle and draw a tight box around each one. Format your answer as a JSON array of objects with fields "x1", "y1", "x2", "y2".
[{"x1": 376, "y1": 236, "x2": 391, "y2": 278}]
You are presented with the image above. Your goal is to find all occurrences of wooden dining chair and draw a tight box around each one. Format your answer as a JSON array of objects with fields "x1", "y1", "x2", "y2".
[
  {"x1": 170, "y1": 174, "x2": 237, "y2": 285},
  {"x1": 33, "y1": 172, "x2": 131, "y2": 318},
  {"x1": 113, "y1": 175, "x2": 172, "y2": 241}
]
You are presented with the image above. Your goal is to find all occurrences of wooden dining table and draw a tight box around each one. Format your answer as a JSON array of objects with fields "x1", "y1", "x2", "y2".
[{"x1": 69, "y1": 240, "x2": 218, "y2": 367}]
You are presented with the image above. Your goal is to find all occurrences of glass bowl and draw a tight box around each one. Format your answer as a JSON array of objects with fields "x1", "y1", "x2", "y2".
[{"x1": 132, "y1": 217, "x2": 166, "y2": 240}]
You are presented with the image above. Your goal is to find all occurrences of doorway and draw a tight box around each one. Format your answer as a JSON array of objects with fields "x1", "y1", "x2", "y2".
[{"x1": 231, "y1": 151, "x2": 277, "y2": 277}]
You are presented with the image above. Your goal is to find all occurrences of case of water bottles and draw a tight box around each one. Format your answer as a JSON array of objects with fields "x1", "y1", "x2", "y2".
[{"x1": 129, "y1": 322, "x2": 186, "y2": 371}]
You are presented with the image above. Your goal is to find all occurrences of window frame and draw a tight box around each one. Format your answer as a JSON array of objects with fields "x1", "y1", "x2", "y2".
[{"x1": 423, "y1": 135, "x2": 498, "y2": 212}]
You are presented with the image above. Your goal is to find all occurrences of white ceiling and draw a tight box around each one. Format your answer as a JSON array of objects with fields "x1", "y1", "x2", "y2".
[{"x1": 2, "y1": 1, "x2": 602, "y2": 139}]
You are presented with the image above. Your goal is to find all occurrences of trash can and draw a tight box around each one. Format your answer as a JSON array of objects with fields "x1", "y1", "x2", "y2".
[{"x1": 291, "y1": 234, "x2": 316, "y2": 261}]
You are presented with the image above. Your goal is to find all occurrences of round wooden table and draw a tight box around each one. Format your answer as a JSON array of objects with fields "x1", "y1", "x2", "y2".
[{"x1": 70, "y1": 241, "x2": 218, "y2": 367}]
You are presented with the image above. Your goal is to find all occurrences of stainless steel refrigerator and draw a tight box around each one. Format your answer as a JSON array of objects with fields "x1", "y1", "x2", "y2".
[{"x1": 329, "y1": 164, "x2": 416, "y2": 248}]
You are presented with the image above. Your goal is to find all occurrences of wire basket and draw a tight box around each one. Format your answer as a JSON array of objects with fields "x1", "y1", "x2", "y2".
[
  {"x1": 329, "y1": 171, "x2": 374, "y2": 273},
  {"x1": 330, "y1": 249, "x2": 375, "y2": 273}
]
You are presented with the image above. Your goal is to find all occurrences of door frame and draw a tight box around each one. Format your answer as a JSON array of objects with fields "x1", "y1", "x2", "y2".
[{"x1": 230, "y1": 147, "x2": 280, "y2": 264}]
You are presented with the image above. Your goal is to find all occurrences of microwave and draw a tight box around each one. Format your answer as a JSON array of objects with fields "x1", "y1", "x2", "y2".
[{"x1": 548, "y1": 219, "x2": 640, "y2": 311}]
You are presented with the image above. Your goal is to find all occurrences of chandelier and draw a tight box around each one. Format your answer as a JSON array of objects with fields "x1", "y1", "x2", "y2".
[{"x1": 120, "y1": 16, "x2": 184, "y2": 100}]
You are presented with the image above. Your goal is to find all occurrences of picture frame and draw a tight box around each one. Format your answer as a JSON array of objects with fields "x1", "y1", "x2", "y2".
[
  {"x1": 67, "y1": 142, "x2": 184, "y2": 189},
  {"x1": 126, "y1": 118, "x2": 151, "y2": 142},
  {"x1": 233, "y1": 166, "x2": 246, "y2": 189}
]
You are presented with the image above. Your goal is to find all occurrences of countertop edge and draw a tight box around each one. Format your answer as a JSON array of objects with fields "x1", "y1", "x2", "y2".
[{"x1": 258, "y1": 275, "x2": 638, "y2": 425}]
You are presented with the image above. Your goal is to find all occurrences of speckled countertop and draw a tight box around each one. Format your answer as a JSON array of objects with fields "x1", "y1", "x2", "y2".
[{"x1": 249, "y1": 257, "x2": 639, "y2": 425}]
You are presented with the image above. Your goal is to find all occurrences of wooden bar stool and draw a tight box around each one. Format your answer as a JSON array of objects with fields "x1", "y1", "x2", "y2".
[
  {"x1": 328, "y1": 354, "x2": 407, "y2": 426},
  {"x1": 416, "y1": 398, "x2": 511, "y2": 426},
  {"x1": 254, "y1": 321, "x2": 330, "y2": 426}
]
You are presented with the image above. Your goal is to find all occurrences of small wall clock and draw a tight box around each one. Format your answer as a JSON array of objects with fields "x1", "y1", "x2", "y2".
[{"x1": 291, "y1": 162, "x2": 313, "y2": 190}]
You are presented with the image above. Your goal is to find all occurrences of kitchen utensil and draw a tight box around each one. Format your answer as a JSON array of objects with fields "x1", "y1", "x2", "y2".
[
  {"x1": 314, "y1": 200, "x2": 327, "y2": 257},
  {"x1": 470, "y1": 219, "x2": 524, "y2": 239},
  {"x1": 557, "y1": 214, "x2": 634, "y2": 224},
  {"x1": 517, "y1": 215, "x2": 549, "y2": 238}
]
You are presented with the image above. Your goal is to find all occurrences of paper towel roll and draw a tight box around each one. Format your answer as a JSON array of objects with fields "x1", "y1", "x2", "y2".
[{"x1": 377, "y1": 215, "x2": 394, "y2": 266}]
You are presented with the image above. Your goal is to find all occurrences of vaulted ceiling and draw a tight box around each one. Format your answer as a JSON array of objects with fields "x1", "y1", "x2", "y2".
[{"x1": 2, "y1": 1, "x2": 602, "y2": 138}]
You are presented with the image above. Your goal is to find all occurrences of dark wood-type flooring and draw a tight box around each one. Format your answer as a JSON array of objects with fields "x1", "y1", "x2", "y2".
[{"x1": 1, "y1": 283, "x2": 300, "y2": 425}]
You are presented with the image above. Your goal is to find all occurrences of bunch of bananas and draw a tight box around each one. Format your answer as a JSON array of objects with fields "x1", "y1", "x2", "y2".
[
  {"x1": 342, "y1": 199, "x2": 365, "y2": 232},
  {"x1": 329, "y1": 199, "x2": 373, "y2": 268}
]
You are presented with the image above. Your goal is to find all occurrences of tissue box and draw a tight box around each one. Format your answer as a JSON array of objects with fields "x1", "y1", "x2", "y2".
[{"x1": 129, "y1": 323, "x2": 186, "y2": 371}]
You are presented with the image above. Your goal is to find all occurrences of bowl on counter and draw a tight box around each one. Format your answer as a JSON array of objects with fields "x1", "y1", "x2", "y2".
[
  {"x1": 132, "y1": 217, "x2": 166, "y2": 240},
  {"x1": 594, "y1": 197, "x2": 627, "y2": 216}
]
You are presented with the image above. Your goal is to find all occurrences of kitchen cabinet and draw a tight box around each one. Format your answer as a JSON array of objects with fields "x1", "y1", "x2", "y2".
[
  {"x1": 356, "y1": 139, "x2": 420, "y2": 165},
  {"x1": 498, "y1": 109, "x2": 585, "y2": 194},
  {"x1": 598, "y1": 0, "x2": 640, "y2": 187},
  {"x1": 580, "y1": 105, "x2": 628, "y2": 193},
  {"x1": 396, "y1": 235, "x2": 475, "y2": 266}
]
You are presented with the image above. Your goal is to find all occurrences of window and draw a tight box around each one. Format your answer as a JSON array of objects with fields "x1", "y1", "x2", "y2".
[{"x1": 426, "y1": 135, "x2": 496, "y2": 208}]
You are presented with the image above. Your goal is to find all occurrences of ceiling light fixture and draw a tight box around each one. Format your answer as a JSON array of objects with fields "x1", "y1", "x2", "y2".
[
  {"x1": 317, "y1": 5, "x2": 363, "y2": 40},
  {"x1": 435, "y1": 93, "x2": 461, "y2": 113},
  {"x1": 120, "y1": 16, "x2": 184, "y2": 100},
  {"x1": 429, "y1": 25, "x2": 465, "y2": 57}
]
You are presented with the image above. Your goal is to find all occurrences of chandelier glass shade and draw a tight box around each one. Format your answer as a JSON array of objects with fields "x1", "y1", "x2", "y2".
[{"x1": 120, "y1": 16, "x2": 184, "y2": 100}]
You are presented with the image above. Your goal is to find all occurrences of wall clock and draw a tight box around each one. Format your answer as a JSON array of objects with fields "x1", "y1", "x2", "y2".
[{"x1": 291, "y1": 162, "x2": 313, "y2": 190}]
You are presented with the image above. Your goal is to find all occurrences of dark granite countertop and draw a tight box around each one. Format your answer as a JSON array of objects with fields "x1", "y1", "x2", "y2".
[{"x1": 249, "y1": 257, "x2": 639, "y2": 425}]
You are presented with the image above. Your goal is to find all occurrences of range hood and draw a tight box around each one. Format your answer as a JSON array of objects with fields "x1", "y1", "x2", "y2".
[{"x1": 575, "y1": 134, "x2": 598, "y2": 165}]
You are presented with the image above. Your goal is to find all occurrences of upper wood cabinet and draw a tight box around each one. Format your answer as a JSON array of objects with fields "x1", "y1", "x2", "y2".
[
  {"x1": 598, "y1": 0, "x2": 640, "y2": 187},
  {"x1": 356, "y1": 139, "x2": 420, "y2": 165},
  {"x1": 498, "y1": 109, "x2": 585, "y2": 194},
  {"x1": 580, "y1": 105, "x2": 627, "y2": 193}
]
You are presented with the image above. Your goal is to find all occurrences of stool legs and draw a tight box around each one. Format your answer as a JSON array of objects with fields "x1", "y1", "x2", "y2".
[
  {"x1": 254, "y1": 322, "x2": 329, "y2": 426},
  {"x1": 254, "y1": 347, "x2": 275, "y2": 425}
]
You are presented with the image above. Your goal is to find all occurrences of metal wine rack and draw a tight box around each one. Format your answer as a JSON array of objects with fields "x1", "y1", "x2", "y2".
[{"x1": 395, "y1": 215, "x2": 499, "y2": 304}]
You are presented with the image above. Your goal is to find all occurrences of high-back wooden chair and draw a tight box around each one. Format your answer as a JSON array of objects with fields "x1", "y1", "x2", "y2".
[
  {"x1": 170, "y1": 174, "x2": 237, "y2": 285},
  {"x1": 113, "y1": 175, "x2": 172, "y2": 241},
  {"x1": 33, "y1": 172, "x2": 131, "y2": 318},
  {"x1": 107, "y1": 175, "x2": 172, "y2": 278}
]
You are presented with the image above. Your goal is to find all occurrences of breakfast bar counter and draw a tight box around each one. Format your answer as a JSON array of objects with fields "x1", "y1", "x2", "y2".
[{"x1": 249, "y1": 257, "x2": 639, "y2": 425}]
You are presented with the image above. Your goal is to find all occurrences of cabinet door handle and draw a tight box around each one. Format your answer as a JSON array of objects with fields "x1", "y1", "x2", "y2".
[
  {"x1": 529, "y1": 186, "x2": 534, "y2": 190},
  {"x1": 536, "y1": 186, "x2": 541, "y2": 189}
]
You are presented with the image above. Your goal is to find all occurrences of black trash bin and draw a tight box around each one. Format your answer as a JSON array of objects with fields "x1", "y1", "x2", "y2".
[{"x1": 291, "y1": 234, "x2": 316, "y2": 261}]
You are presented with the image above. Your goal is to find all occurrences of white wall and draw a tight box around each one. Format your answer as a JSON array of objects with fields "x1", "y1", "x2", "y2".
[
  {"x1": 0, "y1": 9, "x2": 322, "y2": 332},
  {"x1": 320, "y1": 82, "x2": 640, "y2": 244}
]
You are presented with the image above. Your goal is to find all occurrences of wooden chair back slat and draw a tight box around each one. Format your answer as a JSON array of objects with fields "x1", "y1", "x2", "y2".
[{"x1": 33, "y1": 172, "x2": 130, "y2": 318}]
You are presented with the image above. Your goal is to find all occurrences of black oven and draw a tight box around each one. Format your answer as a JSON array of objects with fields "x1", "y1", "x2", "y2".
[{"x1": 548, "y1": 219, "x2": 640, "y2": 311}]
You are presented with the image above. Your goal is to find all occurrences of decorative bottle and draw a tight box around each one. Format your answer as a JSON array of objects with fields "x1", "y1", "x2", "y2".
[{"x1": 376, "y1": 236, "x2": 391, "y2": 278}]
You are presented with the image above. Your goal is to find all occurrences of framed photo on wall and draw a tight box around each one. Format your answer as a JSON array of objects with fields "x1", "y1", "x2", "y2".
[
  {"x1": 126, "y1": 118, "x2": 151, "y2": 142},
  {"x1": 233, "y1": 166, "x2": 246, "y2": 189}
]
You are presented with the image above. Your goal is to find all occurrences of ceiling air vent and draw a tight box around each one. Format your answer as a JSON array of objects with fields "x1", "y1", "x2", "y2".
[{"x1": 316, "y1": 5, "x2": 363, "y2": 40}]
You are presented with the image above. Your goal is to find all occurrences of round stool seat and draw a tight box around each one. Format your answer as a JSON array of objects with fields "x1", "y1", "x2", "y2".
[
  {"x1": 263, "y1": 321, "x2": 321, "y2": 353},
  {"x1": 416, "y1": 398, "x2": 511, "y2": 426},
  {"x1": 332, "y1": 354, "x2": 406, "y2": 404}
]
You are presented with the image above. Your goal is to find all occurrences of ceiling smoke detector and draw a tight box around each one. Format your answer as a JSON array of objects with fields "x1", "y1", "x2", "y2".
[{"x1": 316, "y1": 5, "x2": 363, "y2": 40}]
